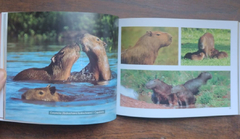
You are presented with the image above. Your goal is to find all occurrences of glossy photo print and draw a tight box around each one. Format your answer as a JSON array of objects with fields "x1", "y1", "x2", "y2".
[
  {"x1": 181, "y1": 28, "x2": 230, "y2": 66},
  {"x1": 121, "y1": 27, "x2": 178, "y2": 65},
  {"x1": 5, "y1": 12, "x2": 118, "y2": 124},
  {"x1": 120, "y1": 70, "x2": 230, "y2": 109}
]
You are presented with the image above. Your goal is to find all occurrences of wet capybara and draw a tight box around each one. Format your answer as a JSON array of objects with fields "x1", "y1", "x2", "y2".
[
  {"x1": 198, "y1": 33, "x2": 214, "y2": 58},
  {"x1": 69, "y1": 33, "x2": 111, "y2": 82},
  {"x1": 21, "y1": 85, "x2": 74, "y2": 102},
  {"x1": 121, "y1": 31, "x2": 172, "y2": 65},
  {"x1": 183, "y1": 72, "x2": 212, "y2": 95},
  {"x1": 184, "y1": 51, "x2": 205, "y2": 61},
  {"x1": 171, "y1": 85, "x2": 196, "y2": 107},
  {"x1": 13, "y1": 43, "x2": 80, "y2": 81},
  {"x1": 146, "y1": 79, "x2": 177, "y2": 106}
]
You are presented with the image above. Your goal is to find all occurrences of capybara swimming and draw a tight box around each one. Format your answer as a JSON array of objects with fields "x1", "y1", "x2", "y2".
[
  {"x1": 198, "y1": 33, "x2": 214, "y2": 58},
  {"x1": 21, "y1": 85, "x2": 74, "y2": 102},
  {"x1": 13, "y1": 43, "x2": 80, "y2": 81},
  {"x1": 69, "y1": 33, "x2": 111, "y2": 82},
  {"x1": 183, "y1": 72, "x2": 212, "y2": 95},
  {"x1": 184, "y1": 51, "x2": 205, "y2": 61},
  {"x1": 146, "y1": 79, "x2": 177, "y2": 106},
  {"x1": 121, "y1": 31, "x2": 172, "y2": 65},
  {"x1": 171, "y1": 85, "x2": 196, "y2": 107}
]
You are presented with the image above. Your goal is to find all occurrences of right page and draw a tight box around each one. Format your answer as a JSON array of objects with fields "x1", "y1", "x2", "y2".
[{"x1": 117, "y1": 18, "x2": 238, "y2": 118}]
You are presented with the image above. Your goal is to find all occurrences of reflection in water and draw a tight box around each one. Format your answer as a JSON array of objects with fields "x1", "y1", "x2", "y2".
[{"x1": 6, "y1": 43, "x2": 117, "y2": 124}]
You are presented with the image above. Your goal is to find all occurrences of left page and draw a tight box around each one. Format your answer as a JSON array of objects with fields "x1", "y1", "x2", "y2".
[{"x1": 0, "y1": 12, "x2": 118, "y2": 125}]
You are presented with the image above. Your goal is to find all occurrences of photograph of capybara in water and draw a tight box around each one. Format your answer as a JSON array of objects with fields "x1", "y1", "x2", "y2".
[
  {"x1": 121, "y1": 27, "x2": 178, "y2": 65},
  {"x1": 120, "y1": 70, "x2": 230, "y2": 109},
  {"x1": 181, "y1": 28, "x2": 230, "y2": 66},
  {"x1": 5, "y1": 12, "x2": 118, "y2": 124}
]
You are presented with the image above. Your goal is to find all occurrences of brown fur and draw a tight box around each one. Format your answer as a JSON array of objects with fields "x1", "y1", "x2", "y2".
[
  {"x1": 211, "y1": 48, "x2": 228, "y2": 59},
  {"x1": 13, "y1": 43, "x2": 80, "y2": 81},
  {"x1": 146, "y1": 79, "x2": 178, "y2": 106},
  {"x1": 183, "y1": 72, "x2": 212, "y2": 95},
  {"x1": 121, "y1": 31, "x2": 172, "y2": 65},
  {"x1": 171, "y1": 85, "x2": 196, "y2": 107},
  {"x1": 21, "y1": 85, "x2": 74, "y2": 102},
  {"x1": 184, "y1": 51, "x2": 205, "y2": 60},
  {"x1": 198, "y1": 33, "x2": 214, "y2": 58},
  {"x1": 80, "y1": 33, "x2": 111, "y2": 81}
]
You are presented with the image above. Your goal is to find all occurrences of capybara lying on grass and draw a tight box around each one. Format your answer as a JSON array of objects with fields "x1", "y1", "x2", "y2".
[
  {"x1": 211, "y1": 48, "x2": 228, "y2": 59},
  {"x1": 13, "y1": 43, "x2": 80, "y2": 81},
  {"x1": 183, "y1": 72, "x2": 212, "y2": 95},
  {"x1": 69, "y1": 33, "x2": 112, "y2": 82},
  {"x1": 21, "y1": 85, "x2": 74, "y2": 102},
  {"x1": 184, "y1": 51, "x2": 205, "y2": 60},
  {"x1": 146, "y1": 79, "x2": 177, "y2": 106},
  {"x1": 171, "y1": 85, "x2": 196, "y2": 107},
  {"x1": 121, "y1": 31, "x2": 172, "y2": 65}
]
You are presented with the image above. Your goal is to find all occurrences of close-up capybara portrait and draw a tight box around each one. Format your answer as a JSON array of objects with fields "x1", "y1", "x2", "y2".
[
  {"x1": 120, "y1": 70, "x2": 230, "y2": 109},
  {"x1": 181, "y1": 28, "x2": 230, "y2": 66},
  {"x1": 121, "y1": 27, "x2": 178, "y2": 65}
]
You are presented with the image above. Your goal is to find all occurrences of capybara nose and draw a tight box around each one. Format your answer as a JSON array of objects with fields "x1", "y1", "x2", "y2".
[{"x1": 169, "y1": 35, "x2": 172, "y2": 41}]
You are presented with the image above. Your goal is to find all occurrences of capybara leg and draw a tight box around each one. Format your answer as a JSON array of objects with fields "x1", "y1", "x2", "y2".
[{"x1": 184, "y1": 98, "x2": 189, "y2": 108}]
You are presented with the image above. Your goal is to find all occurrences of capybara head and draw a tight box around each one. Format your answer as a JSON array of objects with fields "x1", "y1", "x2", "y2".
[
  {"x1": 138, "y1": 31, "x2": 172, "y2": 49},
  {"x1": 51, "y1": 43, "x2": 80, "y2": 70},
  {"x1": 21, "y1": 85, "x2": 59, "y2": 101},
  {"x1": 198, "y1": 72, "x2": 212, "y2": 82},
  {"x1": 80, "y1": 33, "x2": 107, "y2": 54}
]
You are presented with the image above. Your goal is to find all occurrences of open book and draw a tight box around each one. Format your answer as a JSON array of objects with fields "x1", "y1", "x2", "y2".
[{"x1": 0, "y1": 12, "x2": 238, "y2": 125}]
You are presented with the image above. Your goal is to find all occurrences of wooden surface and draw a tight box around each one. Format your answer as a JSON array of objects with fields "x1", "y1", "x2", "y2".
[{"x1": 1, "y1": 0, "x2": 240, "y2": 138}]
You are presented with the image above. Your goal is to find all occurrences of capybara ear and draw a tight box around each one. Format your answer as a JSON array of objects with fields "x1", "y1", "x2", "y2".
[
  {"x1": 146, "y1": 31, "x2": 153, "y2": 36},
  {"x1": 51, "y1": 55, "x2": 56, "y2": 63},
  {"x1": 49, "y1": 86, "x2": 56, "y2": 95}
]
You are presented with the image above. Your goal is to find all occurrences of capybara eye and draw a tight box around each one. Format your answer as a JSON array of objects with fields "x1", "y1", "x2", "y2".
[
  {"x1": 97, "y1": 38, "x2": 100, "y2": 41},
  {"x1": 39, "y1": 91, "x2": 44, "y2": 95},
  {"x1": 157, "y1": 34, "x2": 160, "y2": 36},
  {"x1": 59, "y1": 51, "x2": 64, "y2": 55}
]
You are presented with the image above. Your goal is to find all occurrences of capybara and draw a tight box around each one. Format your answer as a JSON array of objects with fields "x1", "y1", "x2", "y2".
[
  {"x1": 13, "y1": 43, "x2": 80, "y2": 81},
  {"x1": 211, "y1": 48, "x2": 228, "y2": 59},
  {"x1": 69, "y1": 33, "x2": 111, "y2": 82},
  {"x1": 146, "y1": 79, "x2": 177, "y2": 106},
  {"x1": 183, "y1": 72, "x2": 212, "y2": 95},
  {"x1": 121, "y1": 31, "x2": 172, "y2": 65},
  {"x1": 216, "y1": 51, "x2": 228, "y2": 59},
  {"x1": 198, "y1": 33, "x2": 214, "y2": 58},
  {"x1": 171, "y1": 85, "x2": 196, "y2": 107},
  {"x1": 184, "y1": 51, "x2": 205, "y2": 61},
  {"x1": 210, "y1": 48, "x2": 219, "y2": 57},
  {"x1": 21, "y1": 85, "x2": 74, "y2": 102}
]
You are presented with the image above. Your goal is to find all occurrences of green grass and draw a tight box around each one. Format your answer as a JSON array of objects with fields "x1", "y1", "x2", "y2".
[
  {"x1": 181, "y1": 28, "x2": 230, "y2": 66},
  {"x1": 121, "y1": 70, "x2": 230, "y2": 107},
  {"x1": 121, "y1": 27, "x2": 178, "y2": 65}
]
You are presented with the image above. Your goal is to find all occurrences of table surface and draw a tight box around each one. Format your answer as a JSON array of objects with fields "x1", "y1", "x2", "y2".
[{"x1": 1, "y1": 0, "x2": 240, "y2": 138}]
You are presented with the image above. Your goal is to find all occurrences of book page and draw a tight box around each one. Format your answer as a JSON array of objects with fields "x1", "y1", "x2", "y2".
[
  {"x1": 1, "y1": 12, "x2": 118, "y2": 125},
  {"x1": 117, "y1": 18, "x2": 238, "y2": 118},
  {"x1": 0, "y1": 13, "x2": 3, "y2": 119}
]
